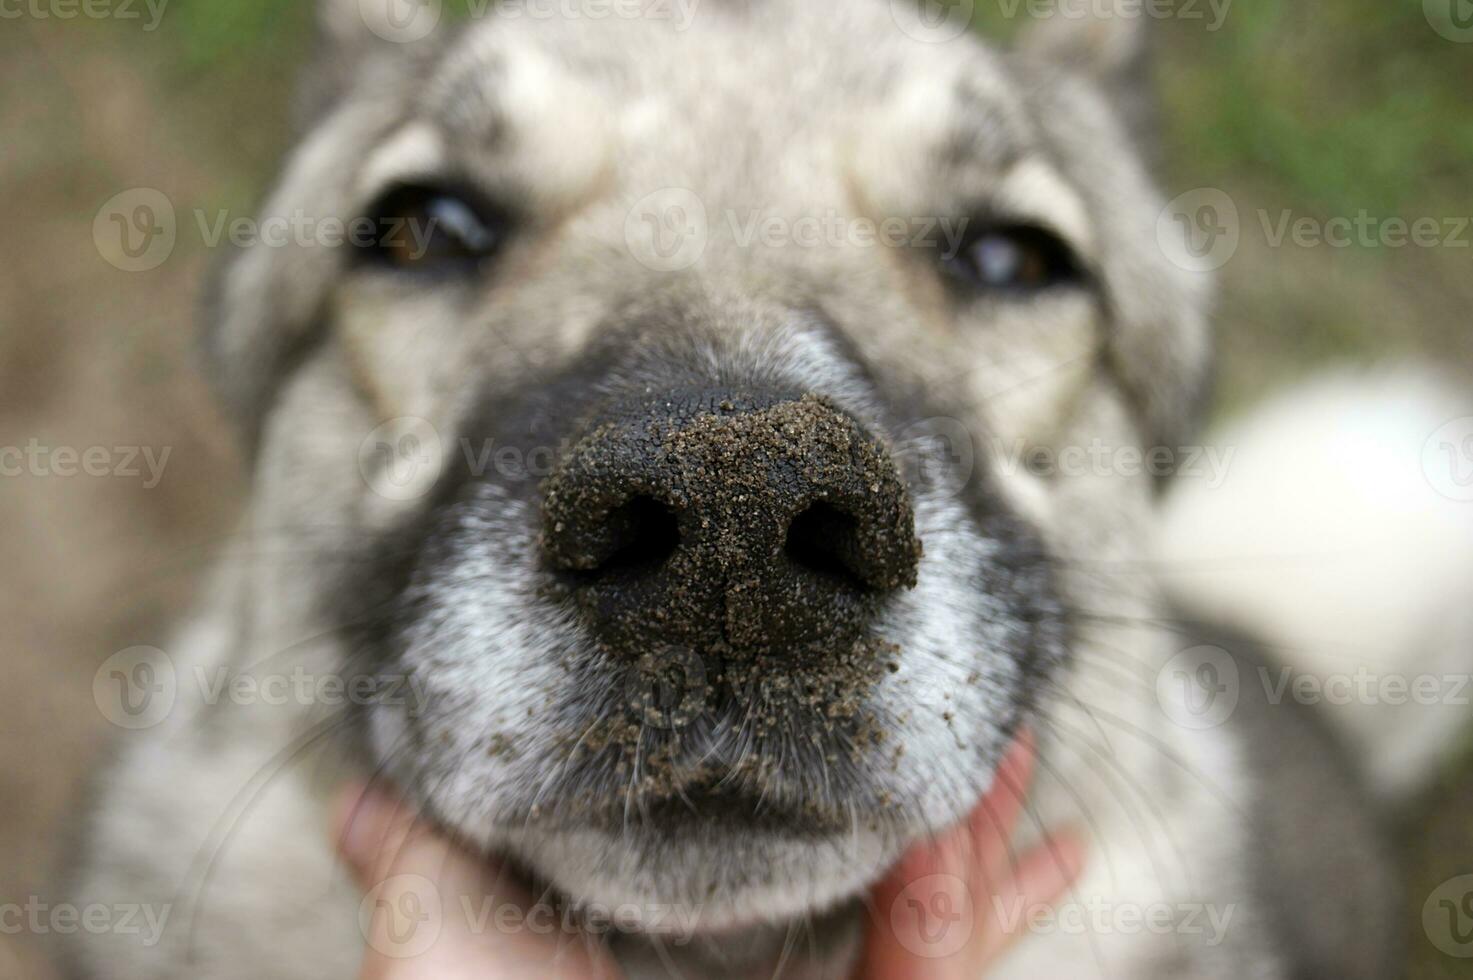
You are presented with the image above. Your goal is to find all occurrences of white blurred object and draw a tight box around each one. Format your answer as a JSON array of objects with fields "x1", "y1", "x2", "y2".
[{"x1": 1160, "y1": 367, "x2": 1473, "y2": 802}]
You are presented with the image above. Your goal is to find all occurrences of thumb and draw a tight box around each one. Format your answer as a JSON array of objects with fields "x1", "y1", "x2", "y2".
[{"x1": 332, "y1": 784, "x2": 618, "y2": 980}]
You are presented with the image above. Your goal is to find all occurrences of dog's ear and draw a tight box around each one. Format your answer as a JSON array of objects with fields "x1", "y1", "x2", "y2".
[
  {"x1": 1016, "y1": 5, "x2": 1156, "y2": 149},
  {"x1": 202, "y1": 2, "x2": 447, "y2": 454},
  {"x1": 297, "y1": 0, "x2": 446, "y2": 126}
]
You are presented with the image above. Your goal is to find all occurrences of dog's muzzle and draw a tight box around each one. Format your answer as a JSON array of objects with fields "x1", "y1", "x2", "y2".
[{"x1": 541, "y1": 388, "x2": 922, "y2": 663}]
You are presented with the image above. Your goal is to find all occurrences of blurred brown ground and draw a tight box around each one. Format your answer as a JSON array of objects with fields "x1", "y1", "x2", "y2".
[{"x1": 2, "y1": 7, "x2": 1471, "y2": 979}]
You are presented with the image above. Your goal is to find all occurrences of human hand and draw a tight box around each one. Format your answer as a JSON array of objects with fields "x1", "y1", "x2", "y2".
[
  {"x1": 333, "y1": 734, "x2": 1081, "y2": 979},
  {"x1": 860, "y1": 732, "x2": 1085, "y2": 978}
]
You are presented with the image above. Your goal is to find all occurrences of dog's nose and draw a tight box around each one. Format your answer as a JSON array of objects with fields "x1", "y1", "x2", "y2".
[{"x1": 541, "y1": 390, "x2": 920, "y2": 658}]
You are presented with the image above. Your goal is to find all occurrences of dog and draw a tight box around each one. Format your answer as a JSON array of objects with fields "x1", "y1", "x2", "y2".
[{"x1": 65, "y1": 2, "x2": 1469, "y2": 977}]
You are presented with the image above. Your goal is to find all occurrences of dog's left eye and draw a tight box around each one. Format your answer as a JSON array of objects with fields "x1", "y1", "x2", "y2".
[
  {"x1": 358, "y1": 183, "x2": 506, "y2": 271},
  {"x1": 945, "y1": 224, "x2": 1085, "y2": 294}
]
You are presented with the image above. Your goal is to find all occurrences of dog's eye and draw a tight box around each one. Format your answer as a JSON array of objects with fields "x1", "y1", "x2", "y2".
[
  {"x1": 359, "y1": 184, "x2": 505, "y2": 271},
  {"x1": 945, "y1": 224, "x2": 1085, "y2": 294}
]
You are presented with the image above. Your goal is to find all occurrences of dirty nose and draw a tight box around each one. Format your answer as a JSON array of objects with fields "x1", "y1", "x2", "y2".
[{"x1": 541, "y1": 390, "x2": 921, "y2": 659}]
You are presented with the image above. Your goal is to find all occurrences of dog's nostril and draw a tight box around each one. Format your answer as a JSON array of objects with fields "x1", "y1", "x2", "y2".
[
  {"x1": 590, "y1": 495, "x2": 681, "y2": 575},
  {"x1": 784, "y1": 502, "x2": 869, "y2": 591}
]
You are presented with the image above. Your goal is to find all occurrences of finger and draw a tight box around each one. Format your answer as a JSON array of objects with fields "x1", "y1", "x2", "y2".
[
  {"x1": 334, "y1": 784, "x2": 467, "y2": 894},
  {"x1": 860, "y1": 731, "x2": 1085, "y2": 979},
  {"x1": 862, "y1": 832, "x2": 1085, "y2": 980},
  {"x1": 332, "y1": 784, "x2": 618, "y2": 980},
  {"x1": 970, "y1": 832, "x2": 1087, "y2": 966},
  {"x1": 965, "y1": 729, "x2": 1036, "y2": 890}
]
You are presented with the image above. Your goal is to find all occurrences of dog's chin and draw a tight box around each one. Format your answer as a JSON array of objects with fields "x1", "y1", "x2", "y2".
[{"x1": 498, "y1": 822, "x2": 899, "y2": 934}]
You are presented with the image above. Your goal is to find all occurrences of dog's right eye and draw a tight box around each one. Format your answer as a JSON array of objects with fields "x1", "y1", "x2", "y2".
[
  {"x1": 943, "y1": 223, "x2": 1087, "y2": 295},
  {"x1": 357, "y1": 183, "x2": 507, "y2": 272}
]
